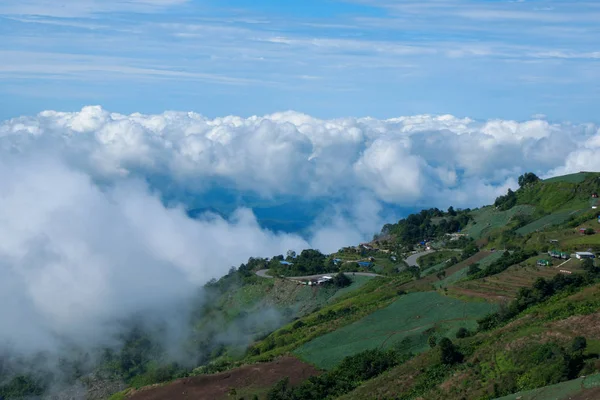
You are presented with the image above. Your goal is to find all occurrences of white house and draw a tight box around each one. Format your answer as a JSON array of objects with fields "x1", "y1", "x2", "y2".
[{"x1": 576, "y1": 252, "x2": 595, "y2": 259}]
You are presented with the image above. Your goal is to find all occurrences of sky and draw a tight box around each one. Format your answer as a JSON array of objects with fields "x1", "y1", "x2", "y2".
[{"x1": 1, "y1": 0, "x2": 600, "y2": 121}]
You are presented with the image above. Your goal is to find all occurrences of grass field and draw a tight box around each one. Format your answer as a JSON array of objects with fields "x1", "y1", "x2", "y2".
[
  {"x1": 418, "y1": 250, "x2": 457, "y2": 271},
  {"x1": 543, "y1": 172, "x2": 590, "y2": 184},
  {"x1": 493, "y1": 373, "x2": 600, "y2": 400},
  {"x1": 433, "y1": 251, "x2": 505, "y2": 289},
  {"x1": 293, "y1": 291, "x2": 497, "y2": 370},
  {"x1": 563, "y1": 234, "x2": 600, "y2": 246},
  {"x1": 328, "y1": 275, "x2": 375, "y2": 302},
  {"x1": 463, "y1": 205, "x2": 536, "y2": 239},
  {"x1": 516, "y1": 209, "x2": 583, "y2": 235}
]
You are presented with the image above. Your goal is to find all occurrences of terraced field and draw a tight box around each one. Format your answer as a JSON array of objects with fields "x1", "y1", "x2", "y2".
[
  {"x1": 400, "y1": 251, "x2": 492, "y2": 292},
  {"x1": 463, "y1": 205, "x2": 536, "y2": 239},
  {"x1": 451, "y1": 258, "x2": 585, "y2": 302},
  {"x1": 434, "y1": 251, "x2": 505, "y2": 289},
  {"x1": 494, "y1": 373, "x2": 600, "y2": 400},
  {"x1": 293, "y1": 291, "x2": 497, "y2": 370},
  {"x1": 516, "y1": 209, "x2": 583, "y2": 235}
]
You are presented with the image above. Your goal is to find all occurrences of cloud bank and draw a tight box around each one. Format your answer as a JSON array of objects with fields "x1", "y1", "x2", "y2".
[
  {"x1": 2, "y1": 106, "x2": 599, "y2": 209},
  {"x1": 1, "y1": 106, "x2": 599, "y2": 362},
  {"x1": 0, "y1": 156, "x2": 310, "y2": 356}
]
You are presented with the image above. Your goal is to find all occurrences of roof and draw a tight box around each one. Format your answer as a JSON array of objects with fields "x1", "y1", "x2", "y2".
[
  {"x1": 576, "y1": 252, "x2": 595, "y2": 256},
  {"x1": 279, "y1": 261, "x2": 293, "y2": 265}
]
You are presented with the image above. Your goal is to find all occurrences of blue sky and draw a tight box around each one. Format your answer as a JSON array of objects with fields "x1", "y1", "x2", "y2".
[{"x1": 1, "y1": 0, "x2": 599, "y2": 121}]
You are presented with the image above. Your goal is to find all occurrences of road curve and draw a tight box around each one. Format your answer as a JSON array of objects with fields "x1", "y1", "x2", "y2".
[
  {"x1": 255, "y1": 270, "x2": 381, "y2": 280},
  {"x1": 404, "y1": 249, "x2": 462, "y2": 268},
  {"x1": 404, "y1": 250, "x2": 435, "y2": 268}
]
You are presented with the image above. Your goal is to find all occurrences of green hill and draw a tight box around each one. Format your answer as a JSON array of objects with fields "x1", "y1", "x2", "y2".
[{"x1": 7, "y1": 171, "x2": 600, "y2": 400}]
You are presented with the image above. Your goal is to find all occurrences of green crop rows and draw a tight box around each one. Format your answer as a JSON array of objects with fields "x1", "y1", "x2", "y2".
[
  {"x1": 294, "y1": 292, "x2": 496, "y2": 370},
  {"x1": 464, "y1": 205, "x2": 536, "y2": 239},
  {"x1": 516, "y1": 209, "x2": 583, "y2": 235}
]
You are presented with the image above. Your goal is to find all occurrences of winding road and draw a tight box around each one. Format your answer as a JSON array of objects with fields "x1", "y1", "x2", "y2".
[
  {"x1": 255, "y1": 270, "x2": 381, "y2": 280},
  {"x1": 403, "y1": 249, "x2": 462, "y2": 268}
]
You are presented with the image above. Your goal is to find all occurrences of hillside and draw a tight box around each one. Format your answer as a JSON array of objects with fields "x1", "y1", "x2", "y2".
[
  {"x1": 3, "y1": 171, "x2": 600, "y2": 400},
  {"x1": 112, "y1": 172, "x2": 600, "y2": 400}
]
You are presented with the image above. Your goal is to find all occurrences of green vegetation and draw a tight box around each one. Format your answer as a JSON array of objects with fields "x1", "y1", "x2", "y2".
[
  {"x1": 294, "y1": 292, "x2": 496, "y2": 370},
  {"x1": 417, "y1": 250, "x2": 458, "y2": 270},
  {"x1": 382, "y1": 207, "x2": 472, "y2": 247},
  {"x1": 462, "y1": 205, "x2": 535, "y2": 240},
  {"x1": 266, "y1": 349, "x2": 411, "y2": 400},
  {"x1": 543, "y1": 172, "x2": 590, "y2": 184},
  {"x1": 9, "y1": 171, "x2": 600, "y2": 400},
  {"x1": 516, "y1": 209, "x2": 583, "y2": 235}
]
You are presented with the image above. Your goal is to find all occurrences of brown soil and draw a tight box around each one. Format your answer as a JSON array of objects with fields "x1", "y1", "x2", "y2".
[
  {"x1": 127, "y1": 357, "x2": 320, "y2": 400},
  {"x1": 550, "y1": 312, "x2": 600, "y2": 340},
  {"x1": 569, "y1": 386, "x2": 600, "y2": 400}
]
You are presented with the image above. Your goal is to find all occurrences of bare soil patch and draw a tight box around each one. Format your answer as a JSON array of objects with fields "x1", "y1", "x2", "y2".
[{"x1": 127, "y1": 357, "x2": 320, "y2": 400}]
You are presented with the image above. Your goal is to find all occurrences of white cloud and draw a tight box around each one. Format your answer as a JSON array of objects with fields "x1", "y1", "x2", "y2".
[
  {"x1": 0, "y1": 155, "x2": 312, "y2": 355},
  {"x1": 2, "y1": 106, "x2": 598, "y2": 210},
  {"x1": 0, "y1": 0, "x2": 189, "y2": 17},
  {"x1": 2, "y1": 106, "x2": 600, "y2": 369}
]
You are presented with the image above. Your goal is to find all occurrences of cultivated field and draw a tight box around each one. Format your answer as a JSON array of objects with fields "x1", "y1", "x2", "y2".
[
  {"x1": 543, "y1": 172, "x2": 590, "y2": 184},
  {"x1": 516, "y1": 209, "x2": 583, "y2": 235},
  {"x1": 434, "y1": 251, "x2": 505, "y2": 289},
  {"x1": 125, "y1": 357, "x2": 319, "y2": 400},
  {"x1": 451, "y1": 257, "x2": 586, "y2": 302},
  {"x1": 464, "y1": 205, "x2": 536, "y2": 239},
  {"x1": 400, "y1": 251, "x2": 492, "y2": 292},
  {"x1": 494, "y1": 373, "x2": 600, "y2": 400},
  {"x1": 293, "y1": 291, "x2": 497, "y2": 370}
]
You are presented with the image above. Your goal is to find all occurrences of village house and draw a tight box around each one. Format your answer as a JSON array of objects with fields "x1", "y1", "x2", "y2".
[{"x1": 576, "y1": 252, "x2": 595, "y2": 260}]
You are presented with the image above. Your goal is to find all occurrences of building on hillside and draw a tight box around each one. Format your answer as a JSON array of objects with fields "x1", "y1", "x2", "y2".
[
  {"x1": 592, "y1": 192, "x2": 599, "y2": 198},
  {"x1": 580, "y1": 228, "x2": 588, "y2": 234},
  {"x1": 537, "y1": 259, "x2": 551, "y2": 267},
  {"x1": 357, "y1": 261, "x2": 373, "y2": 268},
  {"x1": 333, "y1": 258, "x2": 343, "y2": 265},
  {"x1": 316, "y1": 276, "x2": 333, "y2": 285},
  {"x1": 576, "y1": 252, "x2": 595, "y2": 259},
  {"x1": 279, "y1": 261, "x2": 293, "y2": 266},
  {"x1": 445, "y1": 233, "x2": 468, "y2": 241}
]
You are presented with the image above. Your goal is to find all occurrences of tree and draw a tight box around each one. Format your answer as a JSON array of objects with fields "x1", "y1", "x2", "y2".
[
  {"x1": 436, "y1": 271, "x2": 446, "y2": 281},
  {"x1": 571, "y1": 336, "x2": 587, "y2": 353},
  {"x1": 438, "y1": 337, "x2": 463, "y2": 365},
  {"x1": 448, "y1": 206, "x2": 457, "y2": 216},
  {"x1": 286, "y1": 250, "x2": 296, "y2": 259},
  {"x1": 332, "y1": 272, "x2": 352, "y2": 288},
  {"x1": 582, "y1": 258, "x2": 599, "y2": 275},
  {"x1": 518, "y1": 172, "x2": 540, "y2": 187},
  {"x1": 467, "y1": 263, "x2": 481, "y2": 276},
  {"x1": 584, "y1": 228, "x2": 596, "y2": 235},
  {"x1": 428, "y1": 335, "x2": 437, "y2": 348},
  {"x1": 267, "y1": 378, "x2": 291, "y2": 400},
  {"x1": 456, "y1": 327, "x2": 470, "y2": 339}
]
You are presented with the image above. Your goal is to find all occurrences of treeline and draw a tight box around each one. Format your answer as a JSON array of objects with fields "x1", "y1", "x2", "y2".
[
  {"x1": 494, "y1": 172, "x2": 540, "y2": 211},
  {"x1": 478, "y1": 259, "x2": 600, "y2": 331},
  {"x1": 266, "y1": 349, "x2": 412, "y2": 400},
  {"x1": 468, "y1": 249, "x2": 537, "y2": 279},
  {"x1": 381, "y1": 207, "x2": 472, "y2": 247},
  {"x1": 267, "y1": 249, "x2": 332, "y2": 277}
]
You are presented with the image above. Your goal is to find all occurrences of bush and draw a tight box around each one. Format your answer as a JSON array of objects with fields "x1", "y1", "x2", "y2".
[
  {"x1": 456, "y1": 327, "x2": 470, "y2": 339},
  {"x1": 438, "y1": 338, "x2": 463, "y2": 365}
]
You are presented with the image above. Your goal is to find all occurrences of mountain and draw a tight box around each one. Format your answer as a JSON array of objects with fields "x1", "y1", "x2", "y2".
[{"x1": 3, "y1": 172, "x2": 600, "y2": 400}]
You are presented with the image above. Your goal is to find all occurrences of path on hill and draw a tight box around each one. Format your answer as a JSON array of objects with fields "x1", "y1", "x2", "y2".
[
  {"x1": 404, "y1": 250, "x2": 435, "y2": 267},
  {"x1": 255, "y1": 270, "x2": 381, "y2": 280},
  {"x1": 404, "y1": 249, "x2": 461, "y2": 268}
]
